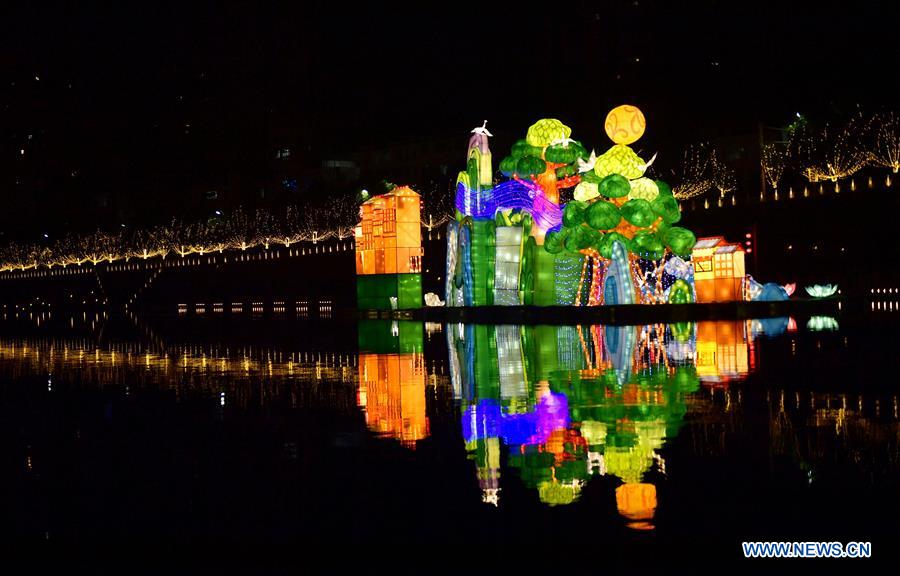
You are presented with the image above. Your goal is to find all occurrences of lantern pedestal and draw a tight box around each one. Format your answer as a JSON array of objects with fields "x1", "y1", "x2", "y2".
[{"x1": 356, "y1": 273, "x2": 422, "y2": 310}]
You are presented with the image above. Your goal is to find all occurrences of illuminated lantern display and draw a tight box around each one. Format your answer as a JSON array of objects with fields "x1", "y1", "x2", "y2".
[
  {"x1": 447, "y1": 106, "x2": 699, "y2": 307},
  {"x1": 605, "y1": 104, "x2": 646, "y2": 145},
  {"x1": 357, "y1": 320, "x2": 428, "y2": 447},
  {"x1": 691, "y1": 236, "x2": 747, "y2": 303},
  {"x1": 445, "y1": 321, "x2": 738, "y2": 522},
  {"x1": 694, "y1": 321, "x2": 753, "y2": 385},
  {"x1": 805, "y1": 284, "x2": 839, "y2": 298},
  {"x1": 355, "y1": 186, "x2": 423, "y2": 309},
  {"x1": 546, "y1": 106, "x2": 695, "y2": 306}
]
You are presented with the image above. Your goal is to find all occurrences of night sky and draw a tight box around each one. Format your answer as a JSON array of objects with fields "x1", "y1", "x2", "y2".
[{"x1": 2, "y1": 0, "x2": 897, "y2": 238}]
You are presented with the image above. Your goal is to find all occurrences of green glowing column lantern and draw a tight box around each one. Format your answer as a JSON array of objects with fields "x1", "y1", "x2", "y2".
[
  {"x1": 507, "y1": 449, "x2": 555, "y2": 492},
  {"x1": 468, "y1": 219, "x2": 496, "y2": 307},
  {"x1": 532, "y1": 243, "x2": 557, "y2": 306},
  {"x1": 494, "y1": 226, "x2": 523, "y2": 305},
  {"x1": 445, "y1": 220, "x2": 464, "y2": 307}
]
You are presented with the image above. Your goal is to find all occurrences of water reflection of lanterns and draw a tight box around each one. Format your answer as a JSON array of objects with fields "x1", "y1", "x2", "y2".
[
  {"x1": 695, "y1": 321, "x2": 754, "y2": 386},
  {"x1": 616, "y1": 483, "x2": 657, "y2": 530},
  {"x1": 447, "y1": 322, "x2": 732, "y2": 528},
  {"x1": 357, "y1": 321, "x2": 428, "y2": 448}
]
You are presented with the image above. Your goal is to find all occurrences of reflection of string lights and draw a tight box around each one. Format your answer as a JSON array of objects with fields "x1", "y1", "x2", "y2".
[{"x1": 0, "y1": 338, "x2": 361, "y2": 410}]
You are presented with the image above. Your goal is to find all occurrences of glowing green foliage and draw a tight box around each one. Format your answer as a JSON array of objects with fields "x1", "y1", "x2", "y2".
[
  {"x1": 526, "y1": 119, "x2": 572, "y2": 148},
  {"x1": 562, "y1": 201, "x2": 587, "y2": 227},
  {"x1": 598, "y1": 174, "x2": 631, "y2": 198},
  {"x1": 662, "y1": 227, "x2": 697, "y2": 256},
  {"x1": 651, "y1": 194, "x2": 681, "y2": 224},
  {"x1": 585, "y1": 200, "x2": 621, "y2": 231},
  {"x1": 620, "y1": 199, "x2": 656, "y2": 227}
]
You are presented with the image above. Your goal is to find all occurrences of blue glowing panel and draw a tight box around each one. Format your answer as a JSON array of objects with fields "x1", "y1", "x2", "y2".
[{"x1": 455, "y1": 180, "x2": 562, "y2": 231}]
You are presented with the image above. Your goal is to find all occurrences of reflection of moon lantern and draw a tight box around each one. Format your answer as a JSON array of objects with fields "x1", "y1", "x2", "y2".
[{"x1": 605, "y1": 105, "x2": 646, "y2": 145}]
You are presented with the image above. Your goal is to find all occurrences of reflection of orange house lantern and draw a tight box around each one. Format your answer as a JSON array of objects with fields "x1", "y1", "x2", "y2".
[
  {"x1": 616, "y1": 483, "x2": 657, "y2": 530},
  {"x1": 357, "y1": 352, "x2": 429, "y2": 447},
  {"x1": 691, "y1": 236, "x2": 746, "y2": 303},
  {"x1": 695, "y1": 321, "x2": 751, "y2": 386}
]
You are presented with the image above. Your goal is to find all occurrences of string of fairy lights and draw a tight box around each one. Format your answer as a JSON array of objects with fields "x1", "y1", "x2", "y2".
[
  {"x1": 868, "y1": 111, "x2": 900, "y2": 174},
  {"x1": 0, "y1": 193, "x2": 454, "y2": 273},
  {"x1": 710, "y1": 148, "x2": 737, "y2": 199},
  {"x1": 670, "y1": 143, "x2": 716, "y2": 200},
  {"x1": 761, "y1": 143, "x2": 786, "y2": 200},
  {"x1": 672, "y1": 111, "x2": 898, "y2": 202},
  {"x1": 790, "y1": 115, "x2": 870, "y2": 183}
]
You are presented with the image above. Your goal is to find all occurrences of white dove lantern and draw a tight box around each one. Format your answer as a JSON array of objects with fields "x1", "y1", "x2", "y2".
[
  {"x1": 471, "y1": 120, "x2": 494, "y2": 138},
  {"x1": 550, "y1": 137, "x2": 577, "y2": 148},
  {"x1": 577, "y1": 150, "x2": 598, "y2": 173},
  {"x1": 468, "y1": 120, "x2": 494, "y2": 188}
]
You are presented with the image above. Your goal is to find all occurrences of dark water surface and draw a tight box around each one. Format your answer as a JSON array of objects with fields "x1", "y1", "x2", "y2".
[{"x1": 1, "y1": 311, "x2": 898, "y2": 571}]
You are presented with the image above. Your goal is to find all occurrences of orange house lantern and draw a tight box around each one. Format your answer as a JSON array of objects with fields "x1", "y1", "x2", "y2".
[
  {"x1": 691, "y1": 236, "x2": 747, "y2": 303},
  {"x1": 355, "y1": 186, "x2": 424, "y2": 309},
  {"x1": 355, "y1": 185, "x2": 423, "y2": 275}
]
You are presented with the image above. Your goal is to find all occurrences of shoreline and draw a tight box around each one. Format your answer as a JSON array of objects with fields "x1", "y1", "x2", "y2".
[{"x1": 360, "y1": 298, "x2": 842, "y2": 325}]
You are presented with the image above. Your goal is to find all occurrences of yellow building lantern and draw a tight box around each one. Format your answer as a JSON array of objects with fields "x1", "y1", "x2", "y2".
[
  {"x1": 691, "y1": 236, "x2": 747, "y2": 303},
  {"x1": 355, "y1": 186, "x2": 424, "y2": 309}
]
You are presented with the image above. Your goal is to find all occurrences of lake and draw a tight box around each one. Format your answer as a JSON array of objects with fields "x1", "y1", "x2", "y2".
[{"x1": 0, "y1": 310, "x2": 897, "y2": 570}]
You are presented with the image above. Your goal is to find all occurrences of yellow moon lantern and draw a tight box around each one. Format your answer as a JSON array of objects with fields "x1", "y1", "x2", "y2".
[{"x1": 605, "y1": 105, "x2": 646, "y2": 145}]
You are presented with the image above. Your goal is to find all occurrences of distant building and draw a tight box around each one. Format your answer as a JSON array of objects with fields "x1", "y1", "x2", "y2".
[
  {"x1": 320, "y1": 159, "x2": 360, "y2": 183},
  {"x1": 357, "y1": 136, "x2": 456, "y2": 191}
]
